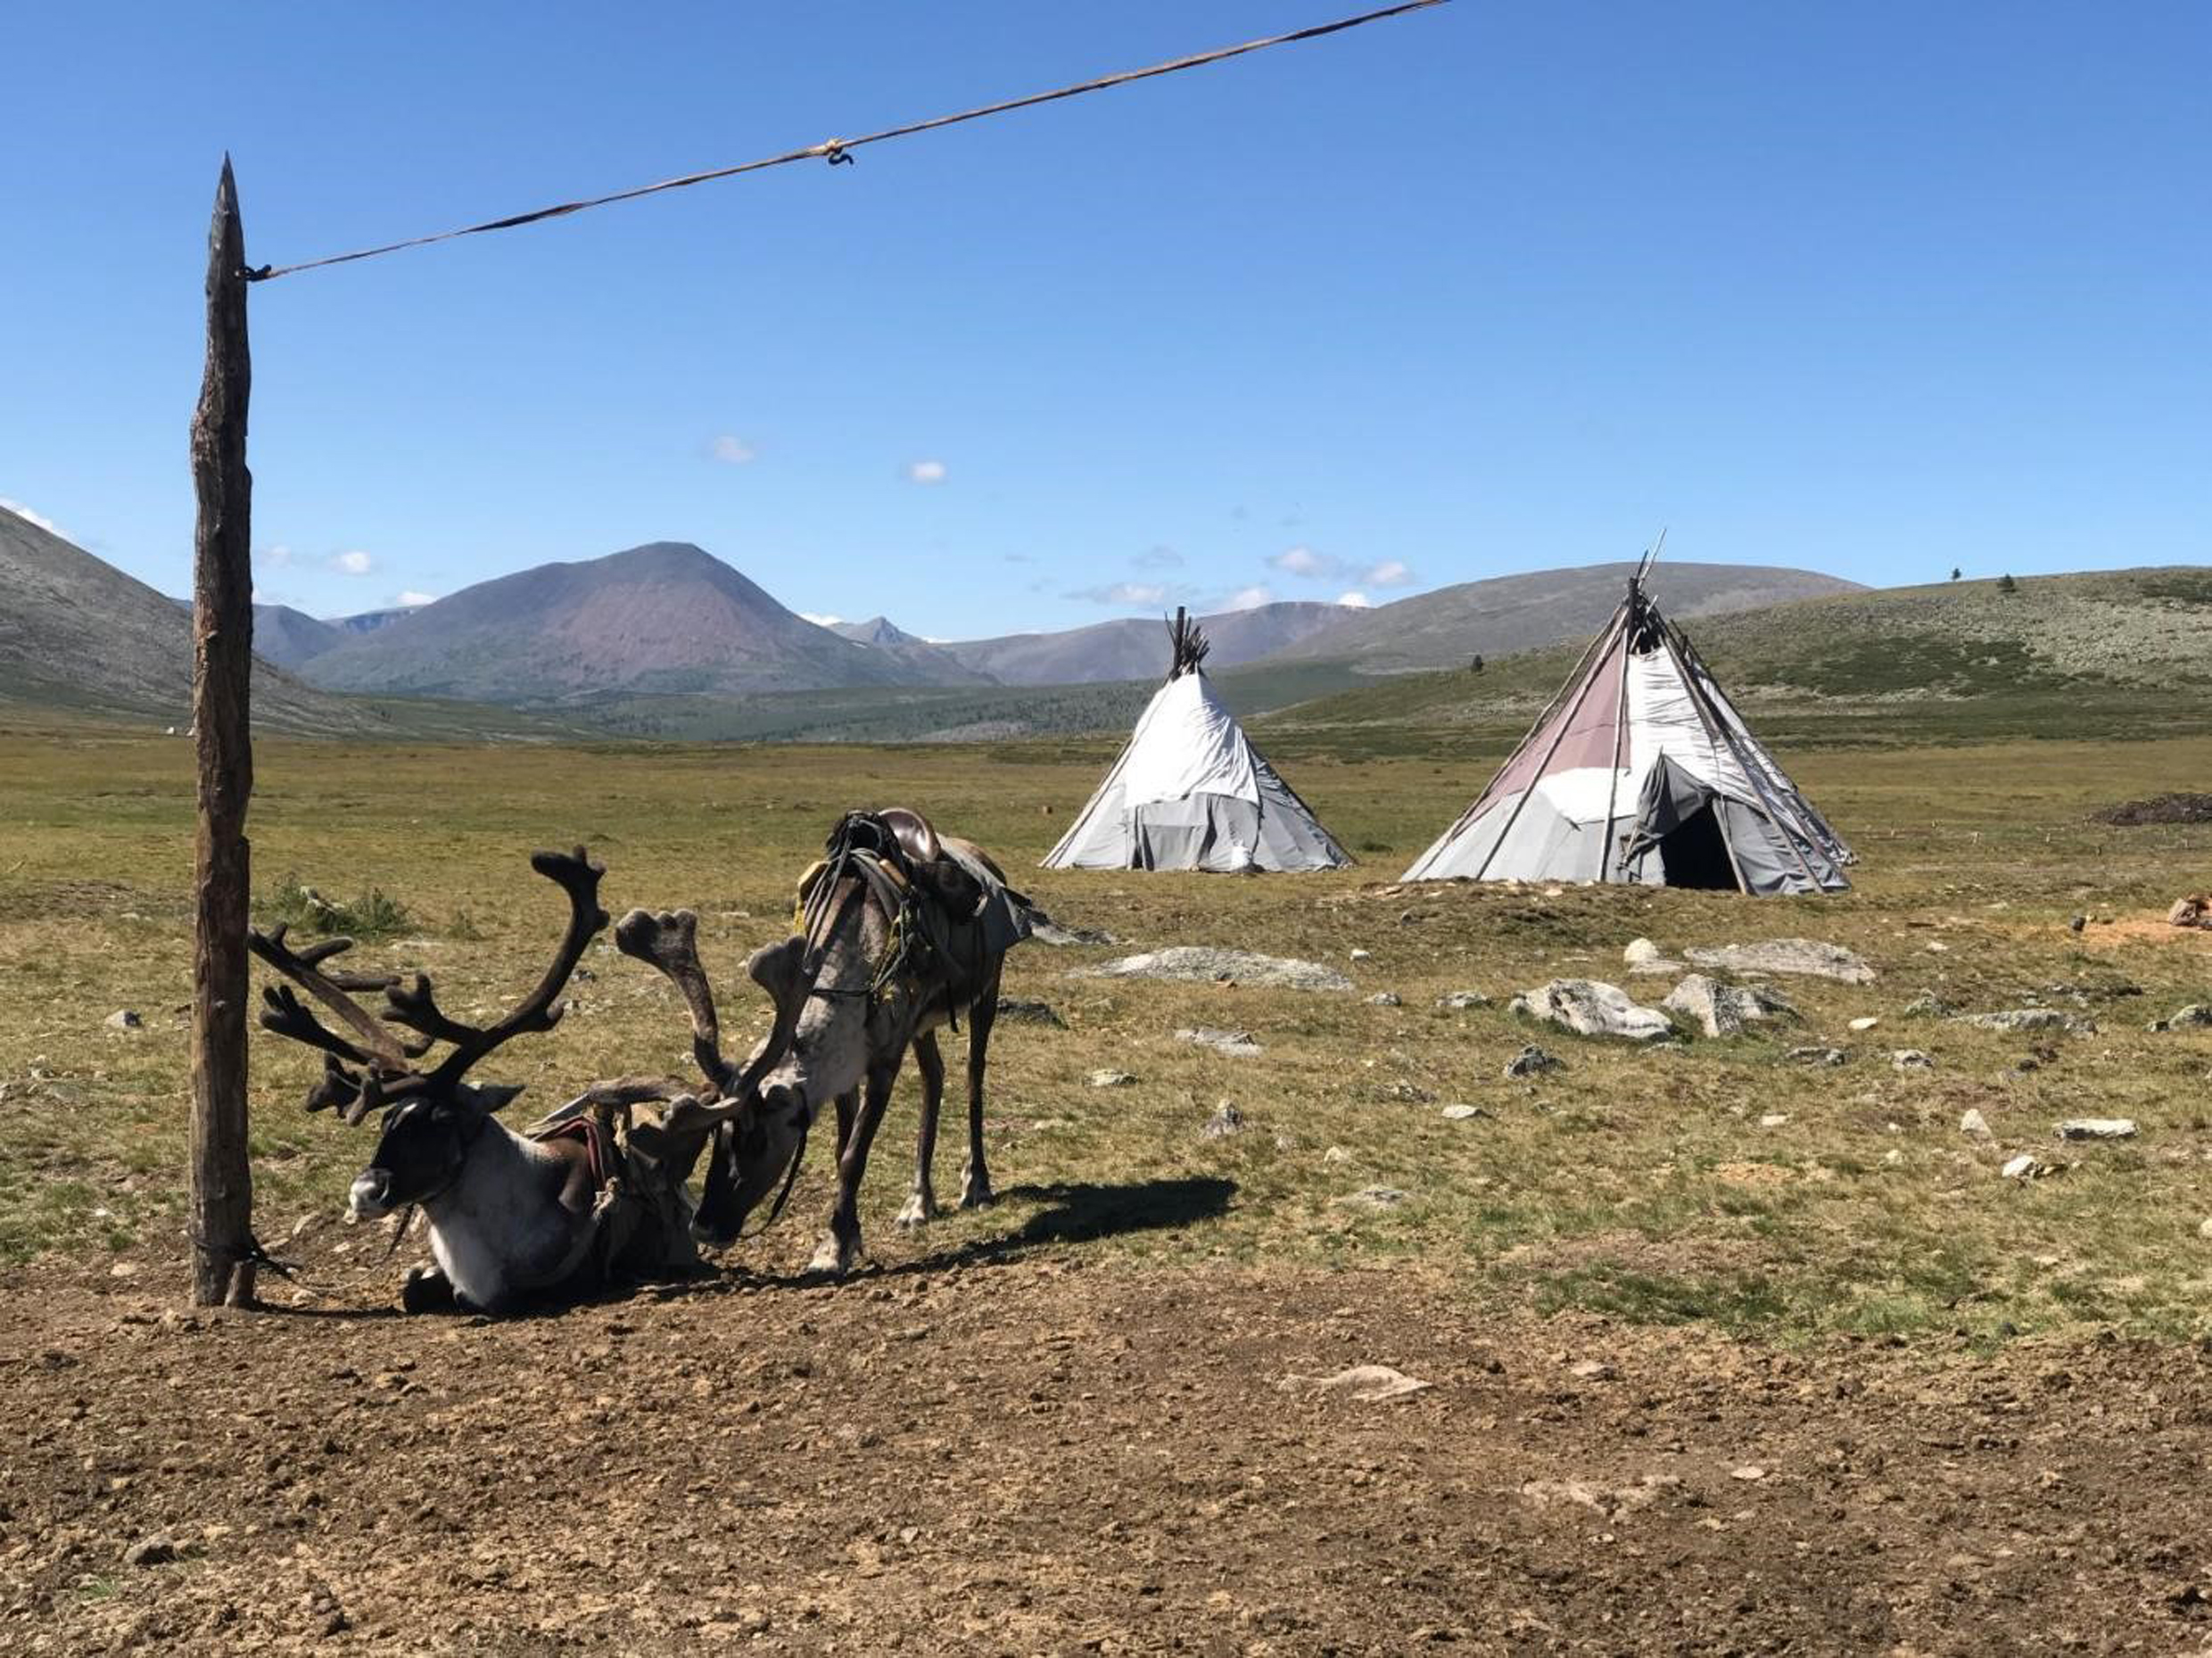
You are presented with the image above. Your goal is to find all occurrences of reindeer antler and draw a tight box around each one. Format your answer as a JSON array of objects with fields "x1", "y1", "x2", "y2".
[
  {"x1": 250, "y1": 847, "x2": 610, "y2": 1120},
  {"x1": 614, "y1": 908, "x2": 738, "y2": 1094}
]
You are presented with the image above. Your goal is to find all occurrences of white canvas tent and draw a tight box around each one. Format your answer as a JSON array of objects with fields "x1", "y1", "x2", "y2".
[
  {"x1": 1401, "y1": 568, "x2": 1852, "y2": 894},
  {"x1": 1044, "y1": 611, "x2": 1351, "y2": 873}
]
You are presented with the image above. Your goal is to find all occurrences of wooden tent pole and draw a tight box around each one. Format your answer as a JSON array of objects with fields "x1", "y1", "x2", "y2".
[{"x1": 187, "y1": 155, "x2": 258, "y2": 1307}]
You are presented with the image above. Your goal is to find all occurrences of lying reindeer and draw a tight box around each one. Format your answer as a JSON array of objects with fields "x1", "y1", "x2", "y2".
[
  {"x1": 249, "y1": 848, "x2": 716, "y2": 1315},
  {"x1": 619, "y1": 808, "x2": 1032, "y2": 1276}
]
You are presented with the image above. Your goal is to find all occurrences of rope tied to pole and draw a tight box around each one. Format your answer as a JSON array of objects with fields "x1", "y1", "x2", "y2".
[{"x1": 243, "y1": 1, "x2": 1448, "y2": 282}]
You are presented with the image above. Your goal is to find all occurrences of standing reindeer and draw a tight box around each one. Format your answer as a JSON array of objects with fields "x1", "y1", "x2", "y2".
[
  {"x1": 249, "y1": 847, "x2": 711, "y2": 1314},
  {"x1": 618, "y1": 808, "x2": 1032, "y2": 1276}
]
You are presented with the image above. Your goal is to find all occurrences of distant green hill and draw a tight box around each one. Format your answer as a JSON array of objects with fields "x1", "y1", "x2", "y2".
[{"x1": 1261, "y1": 568, "x2": 2212, "y2": 755}]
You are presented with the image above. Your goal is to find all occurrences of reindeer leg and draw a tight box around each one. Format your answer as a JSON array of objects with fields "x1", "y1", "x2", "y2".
[
  {"x1": 896, "y1": 1032, "x2": 945, "y2": 1228},
  {"x1": 832, "y1": 1088, "x2": 860, "y2": 1159},
  {"x1": 808, "y1": 1059, "x2": 898, "y2": 1277},
  {"x1": 400, "y1": 1264, "x2": 458, "y2": 1315},
  {"x1": 960, "y1": 968, "x2": 1001, "y2": 1211}
]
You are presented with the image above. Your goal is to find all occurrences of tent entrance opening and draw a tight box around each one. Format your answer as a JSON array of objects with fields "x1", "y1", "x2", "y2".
[{"x1": 1654, "y1": 803, "x2": 1737, "y2": 890}]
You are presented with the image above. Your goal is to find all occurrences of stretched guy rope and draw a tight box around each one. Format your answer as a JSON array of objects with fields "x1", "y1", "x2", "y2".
[{"x1": 246, "y1": 0, "x2": 1449, "y2": 282}]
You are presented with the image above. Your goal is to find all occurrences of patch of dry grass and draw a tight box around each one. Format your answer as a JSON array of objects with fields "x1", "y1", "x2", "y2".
[{"x1": 2, "y1": 728, "x2": 2208, "y2": 1342}]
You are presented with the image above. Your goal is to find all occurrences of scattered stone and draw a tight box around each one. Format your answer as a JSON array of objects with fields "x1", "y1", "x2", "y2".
[
  {"x1": 1380, "y1": 1079, "x2": 1435, "y2": 1103},
  {"x1": 2001, "y1": 1153, "x2": 2051, "y2": 1180},
  {"x1": 1503, "y1": 1043, "x2": 1565, "y2": 1078},
  {"x1": 1683, "y1": 939, "x2": 1876, "y2": 984},
  {"x1": 1848, "y1": 1015, "x2": 1881, "y2": 1033},
  {"x1": 1440, "y1": 1103, "x2": 1485, "y2": 1121},
  {"x1": 1960, "y1": 1109, "x2": 1992, "y2": 1138},
  {"x1": 1623, "y1": 937, "x2": 1683, "y2": 973},
  {"x1": 1176, "y1": 1027, "x2": 1263, "y2": 1058},
  {"x1": 1075, "y1": 946, "x2": 1353, "y2": 992},
  {"x1": 1366, "y1": 992, "x2": 1403, "y2": 1007},
  {"x1": 1882, "y1": 1148, "x2": 1904, "y2": 1166},
  {"x1": 1954, "y1": 1009, "x2": 2098, "y2": 1035},
  {"x1": 1086, "y1": 1068, "x2": 1137, "y2": 1088},
  {"x1": 2068, "y1": 914, "x2": 2087, "y2": 934},
  {"x1": 1201, "y1": 1101, "x2": 1246, "y2": 1139},
  {"x1": 1729, "y1": 1465, "x2": 1768, "y2": 1482},
  {"x1": 1785, "y1": 1046, "x2": 1848, "y2": 1067},
  {"x1": 1568, "y1": 1358, "x2": 1617, "y2": 1382},
  {"x1": 1349, "y1": 948, "x2": 1373, "y2": 962},
  {"x1": 2168, "y1": 895, "x2": 2211, "y2": 930},
  {"x1": 1283, "y1": 1364, "x2": 1432, "y2": 1403},
  {"x1": 1510, "y1": 979, "x2": 1672, "y2": 1042},
  {"x1": 2057, "y1": 1118, "x2": 2137, "y2": 1141},
  {"x1": 104, "y1": 1009, "x2": 143, "y2": 1031},
  {"x1": 2150, "y1": 1005, "x2": 2212, "y2": 1033},
  {"x1": 993, "y1": 997, "x2": 1065, "y2": 1027},
  {"x1": 1661, "y1": 974, "x2": 1795, "y2": 1038},
  {"x1": 1322, "y1": 1145, "x2": 1351, "y2": 1166},
  {"x1": 1903, "y1": 994, "x2": 1958, "y2": 1019},
  {"x1": 2200, "y1": 1217, "x2": 2212, "y2": 1241},
  {"x1": 123, "y1": 1536, "x2": 177, "y2": 1568},
  {"x1": 1758, "y1": 1113, "x2": 1790, "y2": 1129},
  {"x1": 1337, "y1": 1185, "x2": 1407, "y2": 1211},
  {"x1": 1436, "y1": 990, "x2": 1490, "y2": 1010},
  {"x1": 1892, "y1": 1050, "x2": 1935, "y2": 1072}
]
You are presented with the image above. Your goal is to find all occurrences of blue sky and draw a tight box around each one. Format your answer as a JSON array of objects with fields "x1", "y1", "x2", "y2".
[{"x1": 4, "y1": 2, "x2": 2207, "y2": 637}]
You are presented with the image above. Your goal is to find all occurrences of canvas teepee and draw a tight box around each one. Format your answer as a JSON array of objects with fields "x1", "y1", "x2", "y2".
[
  {"x1": 1044, "y1": 610, "x2": 1351, "y2": 873},
  {"x1": 1401, "y1": 565, "x2": 1853, "y2": 894}
]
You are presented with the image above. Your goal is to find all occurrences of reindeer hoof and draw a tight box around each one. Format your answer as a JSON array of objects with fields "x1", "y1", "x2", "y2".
[
  {"x1": 400, "y1": 1265, "x2": 457, "y2": 1315},
  {"x1": 896, "y1": 1192, "x2": 937, "y2": 1229},
  {"x1": 805, "y1": 1235, "x2": 855, "y2": 1277},
  {"x1": 958, "y1": 1182, "x2": 995, "y2": 1212}
]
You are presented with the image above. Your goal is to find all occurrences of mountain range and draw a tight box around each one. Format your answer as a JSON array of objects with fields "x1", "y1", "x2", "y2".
[{"x1": 2, "y1": 510, "x2": 1886, "y2": 737}]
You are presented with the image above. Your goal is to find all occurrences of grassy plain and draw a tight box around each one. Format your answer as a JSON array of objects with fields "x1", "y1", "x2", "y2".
[{"x1": 2, "y1": 722, "x2": 2208, "y2": 1344}]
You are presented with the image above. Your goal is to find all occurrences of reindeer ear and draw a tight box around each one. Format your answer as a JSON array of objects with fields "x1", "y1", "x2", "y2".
[{"x1": 457, "y1": 1082, "x2": 525, "y2": 1117}]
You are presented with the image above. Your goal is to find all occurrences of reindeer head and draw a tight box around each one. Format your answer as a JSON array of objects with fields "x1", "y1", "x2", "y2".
[
  {"x1": 249, "y1": 848, "x2": 609, "y2": 1218},
  {"x1": 613, "y1": 906, "x2": 821, "y2": 1247}
]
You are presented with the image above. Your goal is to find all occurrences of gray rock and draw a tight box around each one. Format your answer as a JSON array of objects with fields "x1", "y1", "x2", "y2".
[
  {"x1": 1892, "y1": 1049, "x2": 1936, "y2": 1072},
  {"x1": 1960, "y1": 1108, "x2": 1992, "y2": 1138},
  {"x1": 1201, "y1": 1101, "x2": 1246, "y2": 1138},
  {"x1": 1176, "y1": 1027, "x2": 1264, "y2": 1058},
  {"x1": 1086, "y1": 1068, "x2": 1137, "y2": 1088},
  {"x1": 2150, "y1": 1004, "x2": 2212, "y2": 1033},
  {"x1": 994, "y1": 997, "x2": 1065, "y2": 1027},
  {"x1": 1847, "y1": 1015, "x2": 1881, "y2": 1032},
  {"x1": 1435, "y1": 990, "x2": 1490, "y2": 1010},
  {"x1": 1503, "y1": 1043, "x2": 1565, "y2": 1078},
  {"x1": 1903, "y1": 994, "x2": 1959, "y2": 1019},
  {"x1": 104, "y1": 1009, "x2": 143, "y2": 1031},
  {"x1": 1660, "y1": 974, "x2": 1796, "y2": 1038},
  {"x1": 1029, "y1": 916, "x2": 1118, "y2": 948},
  {"x1": 2056, "y1": 1118, "x2": 2137, "y2": 1141},
  {"x1": 1379, "y1": 1079, "x2": 1435, "y2": 1103},
  {"x1": 1366, "y1": 992, "x2": 1403, "y2": 1008},
  {"x1": 1283, "y1": 1364, "x2": 1432, "y2": 1402},
  {"x1": 1785, "y1": 1046, "x2": 1849, "y2": 1067},
  {"x1": 1074, "y1": 946, "x2": 1353, "y2": 993},
  {"x1": 1509, "y1": 979, "x2": 1672, "y2": 1042},
  {"x1": 2002, "y1": 1153, "x2": 2050, "y2": 1180},
  {"x1": 1321, "y1": 1145, "x2": 1351, "y2": 1165},
  {"x1": 1337, "y1": 1185, "x2": 1407, "y2": 1211},
  {"x1": 1349, "y1": 948, "x2": 1373, "y2": 962},
  {"x1": 1623, "y1": 937, "x2": 1683, "y2": 973},
  {"x1": 1954, "y1": 1009, "x2": 2098, "y2": 1035},
  {"x1": 1440, "y1": 1103, "x2": 1485, "y2": 1121},
  {"x1": 123, "y1": 1536, "x2": 177, "y2": 1568},
  {"x1": 1683, "y1": 939, "x2": 1877, "y2": 984}
]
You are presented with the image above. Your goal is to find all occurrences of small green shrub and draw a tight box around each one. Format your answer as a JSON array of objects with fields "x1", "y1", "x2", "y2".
[{"x1": 256, "y1": 873, "x2": 413, "y2": 942}]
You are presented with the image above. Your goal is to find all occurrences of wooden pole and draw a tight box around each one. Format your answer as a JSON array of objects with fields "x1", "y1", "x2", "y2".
[{"x1": 188, "y1": 156, "x2": 257, "y2": 1307}]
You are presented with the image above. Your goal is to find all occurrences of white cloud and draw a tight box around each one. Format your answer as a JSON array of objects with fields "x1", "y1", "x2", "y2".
[
  {"x1": 709, "y1": 434, "x2": 756, "y2": 465},
  {"x1": 1336, "y1": 590, "x2": 1373, "y2": 608},
  {"x1": 905, "y1": 459, "x2": 948, "y2": 484},
  {"x1": 1366, "y1": 559, "x2": 1415, "y2": 588},
  {"x1": 256, "y1": 543, "x2": 294, "y2": 567},
  {"x1": 394, "y1": 590, "x2": 436, "y2": 608},
  {"x1": 1069, "y1": 581, "x2": 1170, "y2": 606},
  {"x1": 1134, "y1": 545, "x2": 1184, "y2": 569},
  {"x1": 1270, "y1": 545, "x2": 1334, "y2": 579},
  {"x1": 329, "y1": 550, "x2": 374, "y2": 576},
  {"x1": 799, "y1": 612, "x2": 846, "y2": 627},
  {"x1": 1223, "y1": 584, "x2": 1273, "y2": 612},
  {"x1": 0, "y1": 497, "x2": 62, "y2": 536}
]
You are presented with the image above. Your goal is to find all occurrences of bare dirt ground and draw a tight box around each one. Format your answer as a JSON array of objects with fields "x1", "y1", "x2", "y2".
[{"x1": 6, "y1": 1244, "x2": 2212, "y2": 1656}]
